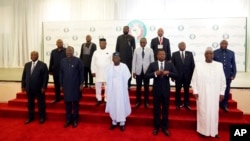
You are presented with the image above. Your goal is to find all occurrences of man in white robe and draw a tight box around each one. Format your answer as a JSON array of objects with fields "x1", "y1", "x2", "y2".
[
  {"x1": 91, "y1": 38, "x2": 113, "y2": 106},
  {"x1": 105, "y1": 52, "x2": 131, "y2": 131},
  {"x1": 191, "y1": 47, "x2": 226, "y2": 138}
]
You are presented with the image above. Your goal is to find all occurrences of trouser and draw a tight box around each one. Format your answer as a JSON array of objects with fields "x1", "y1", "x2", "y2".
[
  {"x1": 153, "y1": 94, "x2": 170, "y2": 130},
  {"x1": 220, "y1": 79, "x2": 232, "y2": 108},
  {"x1": 53, "y1": 75, "x2": 61, "y2": 100},
  {"x1": 135, "y1": 70, "x2": 149, "y2": 104},
  {"x1": 84, "y1": 67, "x2": 93, "y2": 86},
  {"x1": 175, "y1": 75, "x2": 190, "y2": 106},
  {"x1": 95, "y1": 82, "x2": 106, "y2": 102},
  {"x1": 65, "y1": 101, "x2": 79, "y2": 122},
  {"x1": 27, "y1": 89, "x2": 46, "y2": 119}
]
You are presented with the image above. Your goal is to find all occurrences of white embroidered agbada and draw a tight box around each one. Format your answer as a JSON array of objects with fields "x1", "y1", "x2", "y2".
[
  {"x1": 91, "y1": 48, "x2": 112, "y2": 82},
  {"x1": 105, "y1": 63, "x2": 131, "y2": 122},
  {"x1": 191, "y1": 61, "x2": 226, "y2": 137}
]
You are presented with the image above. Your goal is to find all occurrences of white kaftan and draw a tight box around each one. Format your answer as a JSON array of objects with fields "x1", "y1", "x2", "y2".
[
  {"x1": 105, "y1": 63, "x2": 132, "y2": 123},
  {"x1": 191, "y1": 61, "x2": 226, "y2": 137},
  {"x1": 91, "y1": 48, "x2": 113, "y2": 82}
]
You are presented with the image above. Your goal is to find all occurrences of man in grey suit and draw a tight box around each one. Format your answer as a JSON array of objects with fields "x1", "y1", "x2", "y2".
[
  {"x1": 22, "y1": 51, "x2": 49, "y2": 124},
  {"x1": 171, "y1": 42, "x2": 195, "y2": 110},
  {"x1": 132, "y1": 38, "x2": 154, "y2": 108}
]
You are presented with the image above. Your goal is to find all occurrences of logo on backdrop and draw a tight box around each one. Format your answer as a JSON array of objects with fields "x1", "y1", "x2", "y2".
[
  {"x1": 189, "y1": 34, "x2": 196, "y2": 40},
  {"x1": 223, "y1": 33, "x2": 230, "y2": 39},
  {"x1": 178, "y1": 25, "x2": 184, "y2": 31},
  {"x1": 149, "y1": 25, "x2": 156, "y2": 32},
  {"x1": 45, "y1": 36, "x2": 51, "y2": 41},
  {"x1": 64, "y1": 28, "x2": 69, "y2": 33},
  {"x1": 72, "y1": 35, "x2": 78, "y2": 41},
  {"x1": 90, "y1": 27, "x2": 95, "y2": 32},
  {"x1": 116, "y1": 26, "x2": 122, "y2": 32},
  {"x1": 212, "y1": 42, "x2": 219, "y2": 48},
  {"x1": 128, "y1": 20, "x2": 147, "y2": 41},
  {"x1": 212, "y1": 25, "x2": 219, "y2": 31}
]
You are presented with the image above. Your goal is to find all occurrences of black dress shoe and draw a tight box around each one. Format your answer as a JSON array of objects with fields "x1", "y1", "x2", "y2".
[
  {"x1": 152, "y1": 129, "x2": 158, "y2": 135},
  {"x1": 215, "y1": 134, "x2": 220, "y2": 138},
  {"x1": 40, "y1": 118, "x2": 45, "y2": 124},
  {"x1": 198, "y1": 133, "x2": 206, "y2": 138},
  {"x1": 222, "y1": 106, "x2": 229, "y2": 112},
  {"x1": 176, "y1": 105, "x2": 180, "y2": 110},
  {"x1": 135, "y1": 102, "x2": 141, "y2": 108},
  {"x1": 72, "y1": 121, "x2": 78, "y2": 128},
  {"x1": 96, "y1": 101, "x2": 102, "y2": 106},
  {"x1": 144, "y1": 103, "x2": 149, "y2": 108},
  {"x1": 64, "y1": 120, "x2": 71, "y2": 128},
  {"x1": 120, "y1": 125, "x2": 125, "y2": 131},
  {"x1": 51, "y1": 99, "x2": 60, "y2": 104},
  {"x1": 162, "y1": 129, "x2": 170, "y2": 136},
  {"x1": 24, "y1": 118, "x2": 34, "y2": 124},
  {"x1": 109, "y1": 124, "x2": 117, "y2": 130},
  {"x1": 184, "y1": 105, "x2": 191, "y2": 110}
]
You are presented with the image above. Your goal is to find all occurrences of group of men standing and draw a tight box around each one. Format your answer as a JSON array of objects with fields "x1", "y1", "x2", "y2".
[{"x1": 21, "y1": 25, "x2": 237, "y2": 138}]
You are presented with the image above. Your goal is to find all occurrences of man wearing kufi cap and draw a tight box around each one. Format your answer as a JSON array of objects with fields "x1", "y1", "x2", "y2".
[{"x1": 105, "y1": 51, "x2": 131, "y2": 131}]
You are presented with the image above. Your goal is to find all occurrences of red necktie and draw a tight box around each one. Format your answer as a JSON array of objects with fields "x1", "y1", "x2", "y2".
[{"x1": 159, "y1": 37, "x2": 162, "y2": 45}]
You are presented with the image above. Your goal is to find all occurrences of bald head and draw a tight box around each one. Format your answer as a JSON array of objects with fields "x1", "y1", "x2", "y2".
[
  {"x1": 220, "y1": 40, "x2": 228, "y2": 50},
  {"x1": 157, "y1": 28, "x2": 164, "y2": 37},
  {"x1": 66, "y1": 46, "x2": 74, "y2": 58},
  {"x1": 56, "y1": 39, "x2": 63, "y2": 48},
  {"x1": 86, "y1": 35, "x2": 92, "y2": 43},
  {"x1": 30, "y1": 51, "x2": 39, "y2": 62},
  {"x1": 178, "y1": 42, "x2": 186, "y2": 51}
]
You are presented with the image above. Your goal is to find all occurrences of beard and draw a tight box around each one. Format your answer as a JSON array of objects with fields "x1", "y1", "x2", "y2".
[{"x1": 123, "y1": 31, "x2": 129, "y2": 35}]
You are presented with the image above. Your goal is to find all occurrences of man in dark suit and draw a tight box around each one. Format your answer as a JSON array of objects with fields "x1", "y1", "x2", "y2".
[
  {"x1": 150, "y1": 28, "x2": 171, "y2": 61},
  {"x1": 146, "y1": 49, "x2": 177, "y2": 136},
  {"x1": 60, "y1": 46, "x2": 84, "y2": 128},
  {"x1": 49, "y1": 39, "x2": 66, "y2": 103},
  {"x1": 171, "y1": 42, "x2": 195, "y2": 110},
  {"x1": 21, "y1": 51, "x2": 49, "y2": 124},
  {"x1": 116, "y1": 26, "x2": 136, "y2": 88},
  {"x1": 80, "y1": 35, "x2": 96, "y2": 88}
]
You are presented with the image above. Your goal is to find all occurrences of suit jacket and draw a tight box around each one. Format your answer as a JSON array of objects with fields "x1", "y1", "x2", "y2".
[
  {"x1": 213, "y1": 48, "x2": 237, "y2": 79},
  {"x1": 132, "y1": 47, "x2": 154, "y2": 75},
  {"x1": 22, "y1": 61, "x2": 49, "y2": 92},
  {"x1": 150, "y1": 37, "x2": 171, "y2": 61},
  {"x1": 171, "y1": 51, "x2": 195, "y2": 82},
  {"x1": 146, "y1": 61, "x2": 177, "y2": 98},
  {"x1": 79, "y1": 42, "x2": 97, "y2": 67}
]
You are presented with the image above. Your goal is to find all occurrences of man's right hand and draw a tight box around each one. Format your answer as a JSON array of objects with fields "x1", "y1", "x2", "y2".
[
  {"x1": 92, "y1": 73, "x2": 96, "y2": 77},
  {"x1": 155, "y1": 70, "x2": 162, "y2": 76}
]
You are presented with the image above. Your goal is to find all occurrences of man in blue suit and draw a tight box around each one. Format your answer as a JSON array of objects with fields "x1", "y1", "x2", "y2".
[
  {"x1": 150, "y1": 28, "x2": 171, "y2": 61},
  {"x1": 146, "y1": 49, "x2": 177, "y2": 136},
  {"x1": 213, "y1": 40, "x2": 237, "y2": 112},
  {"x1": 171, "y1": 42, "x2": 195, "y2": 110},
  {"x1": 22, "y1": 51, "x2": 49, "y2": 124},
  {"x1": 60, "y1": 46, "x2": 84, "y2": 128}
]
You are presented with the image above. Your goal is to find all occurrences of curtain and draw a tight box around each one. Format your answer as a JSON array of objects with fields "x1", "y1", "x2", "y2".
[{"x1": 0, "y1": 0, "x2": 250, "y2": 71}]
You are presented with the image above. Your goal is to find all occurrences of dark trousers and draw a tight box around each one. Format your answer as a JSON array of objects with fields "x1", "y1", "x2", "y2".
[
  {"x1": 53, "y1": 75, "x2": 61, "y2": 100},
  {"x1": 153, "y1": 94, "x2": 170, "y2": 130},
  {"x1": 84, "y1": 67, "x2": 93, "y2": 86},
  {"x1": 220, "y1": 79, "x2": 232, "y2": 108},
  {"x1": 65, "y1": 101, "x2": 79, "y2": 122},
  {"x1": 175, "y1": 75, "x2": 190, "y2": 106},
  {"x1": 27, "y1": 90, "x2": 46, "y2": 119},
  {"x1": 135, "y1": 70, "x2": 149, "y2": 104}
]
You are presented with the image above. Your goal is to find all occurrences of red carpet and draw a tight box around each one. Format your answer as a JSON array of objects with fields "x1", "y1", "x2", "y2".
[{"x1": 0, "y1": 85, "x2": 249, "y2": 141}]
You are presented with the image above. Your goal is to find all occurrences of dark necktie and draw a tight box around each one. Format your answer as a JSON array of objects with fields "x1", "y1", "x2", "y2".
[
  {"x1": 160, "y1": 62, "x2": 164, "y2": 71},
  {"x1": 142, "y1": 48, "x2": 145, "y2": 59},
  {"x1": 181, "y1": 51, "x2": 185, "y2": 63},
  {"x1": 31, "y1": 62, "x2": 36, "y2": 74}
]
